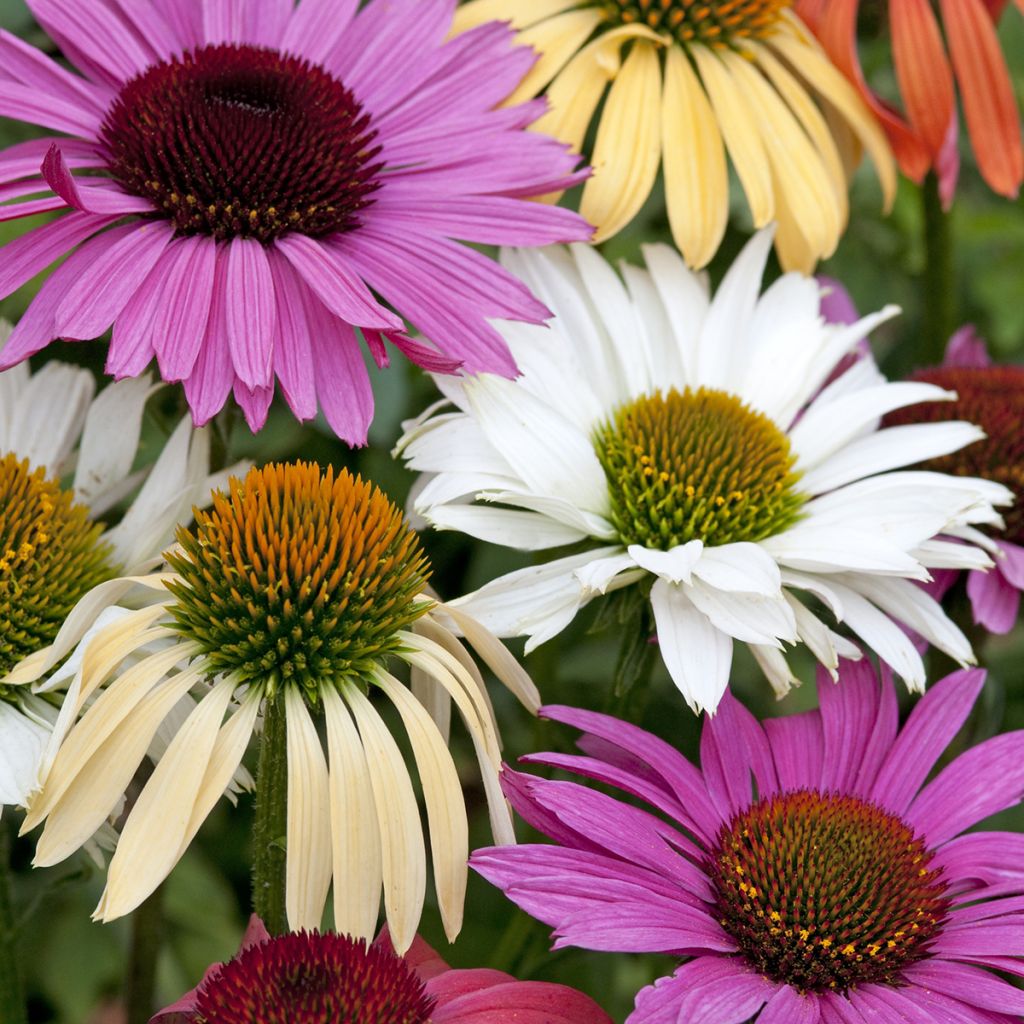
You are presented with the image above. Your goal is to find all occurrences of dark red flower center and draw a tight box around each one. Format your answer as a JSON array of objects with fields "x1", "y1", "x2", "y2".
[
  {"x1": 194, "y1": 931, "x2": 435, "y2": 1024},
  {"x1": 883, "y1": 365, "x2": 1024, "y2": 544},
  {"x1": 710, "y1": 790, "x2": 949, "y2": 994},
  {"x1": 100, "y1": 44, "x2": 382, "y2": 243}
]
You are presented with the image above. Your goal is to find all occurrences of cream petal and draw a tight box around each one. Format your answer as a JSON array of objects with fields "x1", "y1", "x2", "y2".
[{"x1": 628, "y1": 541, "x2": 704, "y2": 585}]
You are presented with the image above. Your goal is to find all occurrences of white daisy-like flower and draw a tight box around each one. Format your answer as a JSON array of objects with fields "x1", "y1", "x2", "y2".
[
  {"x1": 0, "y1": 338, "x2": 226, "y2": 813},
  {"x1": 397, "y1": 230, "x2": 1012, "y2": 713}
]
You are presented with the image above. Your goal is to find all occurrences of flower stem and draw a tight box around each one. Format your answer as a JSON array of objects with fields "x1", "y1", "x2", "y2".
[
  {"x1": 124, "y1": 884, "x2": 165, "y2": 1024},
  {"x1": 252, "y1": 693, "x2": 288, "y2": 936},
  {"x1": 0, "y1": 824, "x2": 27, "y2": 1024},
  {"x1": 921, "y1": 171, "x2": 956, "y2": 365}
]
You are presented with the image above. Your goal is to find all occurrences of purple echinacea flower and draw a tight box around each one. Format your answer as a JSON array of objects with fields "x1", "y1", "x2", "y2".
[
  {"x1": 0, "y1": 0, "x2": 590, "y2": 440},
  {"x1": 473, "y1": 659, "x2": 1024, "y2": 1023}
]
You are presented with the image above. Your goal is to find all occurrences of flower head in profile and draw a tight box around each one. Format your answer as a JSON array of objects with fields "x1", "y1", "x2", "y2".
[
  {"x1": 473, "y1": 661, "x2": 1024, "y2": 1023},
  {"x1": 796, "y1": 0, "x2": 1023, "y2": 203},
  {"x1": 0, "y1": 0, "x2": 590, "y2": 441},
  {"x1": 151, "y1": 917, "x2": 611, "y2": 1024},
  {"x1": 0, "y1": 344, "x2": 220, "y2": 814},
  {"x1": 454, "y1": 0, "x2": 894, "y2": 271},
  {"x1": 883, "y1": 327, "x2": 1024, "y2": 635},
  {"x1": 398, "y1": 231, "x2": 1009, "y2": 712},
  {"x1": 20, "y1": 462, "x2": 538, "y2": 954}
]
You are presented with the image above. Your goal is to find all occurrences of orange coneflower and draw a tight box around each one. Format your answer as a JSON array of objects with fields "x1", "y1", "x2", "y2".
[{"x1": 796, "y1": 0, "x2": 1024, "y2": 203}]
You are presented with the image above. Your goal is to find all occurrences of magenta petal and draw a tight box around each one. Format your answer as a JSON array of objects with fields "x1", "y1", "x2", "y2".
[
  {"x1": 266, "y1": 252, "x2": 318, "y2": 422},
  {"x1": 151, "y1": 236, "x2": 217, "y2": 381},
  {"x1": 389, "y1": 334, "x2": 462, "y2": 374},
  {"x1": 281, "y1": 0, "x2": 359, "y2": 65},
  {"x1": 817, "y1": 660, "x2": 882, "y2": 794},
  {"x1": 931, "y1": 831, "x2": 1024, "y2": 888},
  {"x1": 757, "y1": 986, "x2": 820, "y2": 1023},
  {"x1": 183, "y1": 252, "x2": 235, "y2": 425},
  {"x1": 225, "y1": 238, "x2": 276, "y2": 389},
  {"x1": 904, "y1": 962, "x2": 1024, "y2": 1015},
  {"x1": 55, "y1": 222, "x2": 173, "y2": 339},
  {"x1": 870, "y1": 668, "x2": 986, "y2": 816},
  {"x1": 0, "y1": 211, "x2": 116, "y2": 305},
  {"x1": 762, "y1": 710, "x2": 824, "y2": 793},
  {"x1": 431, "y1": 978, "x2": 613, "y2": 1024},
  {"x1": 849, "y1": 986, "x2": 934, "y2": 1023},
  {"x1": 944, "y1": 324, "x2": 992, "y2": 367},
  {"x1": 700, "y1": 692, "x2": 776, "y2": 819},
  {"x1": 150, "y1": 0, "x2": 203, "y2": 48},
  {"x1": 967, "y1": 565, "x2": 1020, "y2": 634},
  {"x1": 931, "y1": 922, "x2": 1024, "y2": 957},
  {"x1": 629, "y1": 958, "x2": 777, "y2": 1024},
  {"x1": 817, "y1": 277, "x2": 860, "y2": 325},
  {"x1": 907, "y1": 731, "x2": 1024, "y2": 846},
  {"x1": 276, "y1": 233, "x2": 401, "y2": 331},
  {"x1": 994, "y1": 541, "x2": 1024, "y2": 589},
  {"x1": 232, "y1": 381, "x2": 274, "y2": 432},
  {"x1": 202, "y1": 0, "x2": 246, "y2": 44},
  {"x1": 40, "y1": 144, "x2": 151, "y2": 216},
  {"x1": 0, "y1": 79, "x2": 103, "y2": 138}
]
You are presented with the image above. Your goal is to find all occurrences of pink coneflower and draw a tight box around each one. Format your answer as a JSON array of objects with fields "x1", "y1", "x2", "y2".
[
  {"x1": 0, "y1": 0, "x2": 590, "y2": 441},
  {"x1": 152, "y1": 916, "x2": 612, "y2": 1024},
  {"x1": 473, "y1": 660, "x2": 1024, "y2": 1022},
  {"x1": 884, "y1": 328, "x2": 1024, "y2": 635}
]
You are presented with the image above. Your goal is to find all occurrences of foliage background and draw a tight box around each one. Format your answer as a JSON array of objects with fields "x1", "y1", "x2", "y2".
[{"x1": 1, "y1": 2, "x2": 1022, "y2": 1020}]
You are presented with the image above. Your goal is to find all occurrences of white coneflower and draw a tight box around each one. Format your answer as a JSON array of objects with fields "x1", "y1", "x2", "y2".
[
  {"x1": 398, "y1": 230, "x2": 1010, "y2": 713},
  {"x1": 0, "y1": 345, "x2": 221, "y2": 814},
  {"x1": 21, "y1": 462, "x2": 538, "y2": 954}
]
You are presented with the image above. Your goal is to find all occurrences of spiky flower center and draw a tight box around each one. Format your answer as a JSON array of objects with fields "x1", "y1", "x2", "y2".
[
  {"x1": 593, "y1": 387, "x2": 804, "y2": 550},
  {"x1": 101, "y1": 44, "x2": 382, "y2": 243},
  {"x1": 0, "y1": 454, "x2": 115, "y2": 682},
  {"x1": 194, "y1": 931, "x2": 435, "y2": 1024},
  {"x1": 165, "y1": 463, "x2": 431, "y2": 699},
  {"x1": 710, "y1": 790, "x2": 949, "y2": 994},
  {"x1": 598, "y1": 0, "x2": 791, "y2": 45},
  {"x1": 884, "y1": 365, "x2": 1024, "y2": 544}
]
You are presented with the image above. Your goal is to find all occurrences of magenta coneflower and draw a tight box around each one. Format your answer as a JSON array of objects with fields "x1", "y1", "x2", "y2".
[
  {"x1": 151, "y1": 917, "x2": 612, "y2": 1024},
  {"x1": 473, "y1": 661, "x2": 1024, "y2": 1022},
  {"x1": 0, "y1": 0, "x2": 590, "y2": 441}
]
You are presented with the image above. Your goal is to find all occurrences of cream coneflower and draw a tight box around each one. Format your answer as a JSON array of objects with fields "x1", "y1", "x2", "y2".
[
  {"x1": 20, "y1": 462, "x2": 538, "y2": 954},
  {"x1": 0, "y1": 344, "x2": 222, "y2": 816},
  {"x1": 453, "y1": 0, "x2": 896, "y2": 271}
]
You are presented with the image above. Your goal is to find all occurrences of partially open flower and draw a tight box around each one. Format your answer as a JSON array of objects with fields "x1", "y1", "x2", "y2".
[
  {"x1": 151, "y1": 918, "x2": 612, "y2": 1024},
  {"x1": 884, "y1": 328, "x2": 1024, "y2": 634},
  {"x1": 0, "y1": 342, "x2": 224, "y2": 815},
  {"x1": 20, "y1": 462, "x2": 538, "y2": 953}
]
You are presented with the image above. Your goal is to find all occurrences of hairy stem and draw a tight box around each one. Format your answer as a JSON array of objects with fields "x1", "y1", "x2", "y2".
[
  {"x1": 252, "y1": 693, "x2": 289, "y2": 936},
  {"x1": 0, "y1": 824, "x2": 27, "y2": 1024},
  {"x1": 921, "y1": 171, "x2": 956, "y2": 365},
  {"x1": 125, "y1": 884, "x2": 165, "y2": 1024}
]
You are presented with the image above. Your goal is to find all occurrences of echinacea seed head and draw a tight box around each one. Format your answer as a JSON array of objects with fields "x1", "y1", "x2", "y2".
[
  {"x1": 101, "y1": 44, "x2": 382, "y2": 243},
  {"x1": 710, "y1": 789, "x2": 949, "y2": 994},
  {"x1": 599, "y1": 0, "x2": 791, "y2": 46},
  {"x1": 194, "y1": 930, "x2": 435, "y2": 1024},
  {"x1": 165, "y1": 462, "x2": 431, "y2": 699},
  {"x1": 0, "y1": 453, "x2": 116, "y2": 681},
  {"x1": 594, "y1": 386, "x2": 805, "y2": 551}
]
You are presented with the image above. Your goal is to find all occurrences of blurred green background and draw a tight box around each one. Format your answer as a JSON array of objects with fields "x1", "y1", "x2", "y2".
[{"x1": 1, "y1": 2, "x2": 1023, "y2": 1021}]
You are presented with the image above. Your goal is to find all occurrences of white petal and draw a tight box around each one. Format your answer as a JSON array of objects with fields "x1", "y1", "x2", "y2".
[
  {"x1": 399, "y1": 412, "x2": 513, "y2": 477},
  {"x1": 285, "y1": 688, "x2": 332, "y2": 932},
  {"x1": 97, "y1": 679, "x2": 234, "y2": 921},
  {"x1": 749, "y1": 644, "x2": 800, "y2": 699},
  {"x1": 574, "y1": 552, "x2": 643, "y2": 595},
  {"x1": 463, "y1": 374, "x2": 609, "y2": 516},
  {"x1": 342, "y1": 684, "x2": 425, "y2": 955},
  {"x1": 323, "y1": 687, "x2": 382, "y2": 944},
  {"x1": 691, "y1": 542, "x2": 782, "y2": 596},
  {"x1": 912, "y1": 539, "x2": 993, "y2": 571},
  {"x1": 628, "y1": 540, "x2": 704, "y2": 584},
  {"x1": 650, "y1": 578, "x2": 733, "y2": 714},
  {"x1": 686, "y1": 577, "x2": 797, "y2": 646},
  {"x1": 0, "y1": 702, "x2": 49, "y2": 807},
  {"x1": 481, "y1": 489, "x2": 617, "y2": 540},
  {"x1": 426, "y1": 504, "x2": 589, "y2": 550},
  {"x1": 762, "y1": 525, "x2": 930, "y2": 578},
  {"x1": 374, "y1": 670, "x2": 468, "y2": 943}
]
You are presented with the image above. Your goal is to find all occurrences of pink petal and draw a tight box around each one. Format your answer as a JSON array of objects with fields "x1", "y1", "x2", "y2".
[
  {"x1": 150, "y1": 0, "x2": 203, "y2": 48},
  {"x1": 183, "y1": 251, "x2": 236, "y2": 425},
  {"x1": 967, "y1": 564, "x2": 1021, "y2": 634},
  {"x1": 232, "y1": 380, "x2": 274, "y2": 432},
  {"x1": 389, "y1": 334, "x2": 461, "y2": 374},
  {"x1": 817, "y1": 660, "x2": 885, "y2": 794},
  {"x1": 224, "y1": 238, "x2": 276, "y2": 390},
  {"x1": 758, "y1": 986, "x2": 821, "y2": 1023},
  {"x1": 870, "y1": 668, "x2": 986, "y2": 815},
  {"x1": 763, "y1": 710, "x2": 824, "y2": 793},
  {"x1": 275, "y1": 233, "x2": 401, "y2": 331},
  {"x1": 202, "y1": 0, "x2": 247, "y2": 44},
  {"x1": 151, "y1": 236, "x2": 218, "y2": 381},
  {"x1": 372, "y1": 926, "x2": 450, "y2": 982},
  {"x1": 0, "y1": 136, "x2": 104, "y2": 187},
  {"x1": 995, "y1": 540, "x2": 1024, "y2": 588},
  {"x1": 0, "y1": 79, "x2": 103, "y2": 140},
  {"x1": 246, "y1": 0, "x2": 296, "y2": 47},
  {"x1": 41, "y1": 143, "x2": 153, "y2": 216},
  {"x1": 267, "y1": 251, "x2": 317, "y2": 422},
  {"x1": 55, "y1": 222, "x2": 173, "y2": 339},
  {"x1": 431, "y1": 977, "x2": 613, "y2": 1024},
  {"x1": 106, "y1": 0, "x2": 180, "y2": 61},
  {"x1": 817, "y1": 276, "x2": 860, "y2": 325},
  {"x1": 944, "y1": 324, "x2": 992, "y2": 367},
  {"x1": 281, "y1": 0, "x2": 359, "y2": 66},
  {"x1": 931, "y1": 830, "x2": 1024, "y2": 887}
]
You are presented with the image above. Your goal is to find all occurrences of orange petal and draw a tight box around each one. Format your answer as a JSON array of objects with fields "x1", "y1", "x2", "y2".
[
  {"x1": 941, "y1": 0, "x2": 1024, "y2": 196},
  {"x1": 803, "y1": 0, "x2": 932, "y2": 181},
  {"x1": 890, "y1": 0, "x2": 956, "y2": 159}
]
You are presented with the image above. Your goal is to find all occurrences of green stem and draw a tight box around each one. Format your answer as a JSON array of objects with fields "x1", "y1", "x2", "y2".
[
  {"x1": 124, "y1": 884, "x2": 165, "y2": 1024},
  {"x1": 252, "y1": 694, "x2": 289, "y2": 936},
  {"x1": 921, "y1": 171, "x2": 956, "y2": 365},
  {"x1": 0, "y1": 824, "x2": 27, "y2": 1024}
]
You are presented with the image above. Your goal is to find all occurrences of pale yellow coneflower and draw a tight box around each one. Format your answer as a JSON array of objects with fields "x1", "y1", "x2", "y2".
[
  {"x1": 19, "y1": 462, "x2": 538, "y2": 954},
  {"x1": 454, "y1": 0, "x2": 897, "y2": 271}
]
